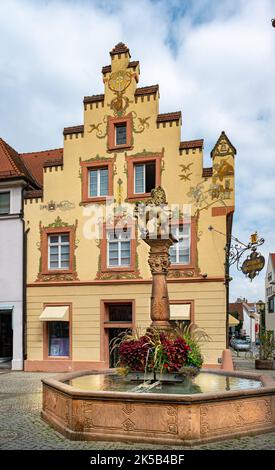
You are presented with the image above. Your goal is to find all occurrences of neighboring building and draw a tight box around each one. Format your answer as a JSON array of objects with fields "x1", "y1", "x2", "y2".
[
  {"x1": 229, "y1": 298, "x2": 260, "y2": 343},
  {"x1": 265, "y1": 254, "x2": 275, "y2": 336},
  {"x1": 0, "y1": 138, "x2": 39, "y2": 370},
  {"x1": 21, "y1": 43, "x2": 236, "y2": 371}
]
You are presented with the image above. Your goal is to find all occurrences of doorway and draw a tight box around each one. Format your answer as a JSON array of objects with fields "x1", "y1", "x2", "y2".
[
  {"x1": 0, "y1": 310, "x2": 13, "y2": 362},
  {"x1": 102, "y1": 302, "x2": 134, "y2": 368}
]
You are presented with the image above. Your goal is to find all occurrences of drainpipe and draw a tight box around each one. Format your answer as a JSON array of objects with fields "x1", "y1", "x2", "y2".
[{"x1": 21, "y1": 186, "x2": 30, "y2": 369}]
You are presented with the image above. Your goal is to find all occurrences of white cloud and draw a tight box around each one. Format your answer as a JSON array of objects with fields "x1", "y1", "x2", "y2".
[{"x1": 0, "y1": 0, "x2": 275, "y2": 301}]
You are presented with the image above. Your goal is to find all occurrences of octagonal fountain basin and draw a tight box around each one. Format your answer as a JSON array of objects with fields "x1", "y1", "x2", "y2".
[{"x1": 42, "y1": 369, "x2": 275, "y2": 446}]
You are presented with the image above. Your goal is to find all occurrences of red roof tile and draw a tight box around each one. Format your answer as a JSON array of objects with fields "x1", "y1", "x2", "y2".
[
  {"x1": 110, "y1": 42, "x2": 130, "y2": 56},
  {"x1": 135, "y1": 85, "x2": 159, "y2": 96},
  {"x1": 180, "y1": 139, "x2": 204, "y2": 150},
  {"x1": 229, "y1": 302, "x2": 244, "y2": 321},
  {"x1": 157, "y1": 112, "x2": 181, "y2": 123},
  {"x1": 102, "y1": 61, "x2": 139, "y2": 74},
  {"x1": 20, "y1": 148, "x2": 63, "y2": 186},
  {"x1": 0, "y1": 138, "x2": 39, "y2": 188},
  {"x1": 24, "y1": 189, "x2": 43, "y2": 199},
  {"x1": 83, "y1": 94, "x2": 104, "y2": 104},
  {"x1": 202, "y1": 167, "x2": 213, "y2": 177},
  {"x1": 63, "y1": 125, "x2": 84, "y2": 136}
]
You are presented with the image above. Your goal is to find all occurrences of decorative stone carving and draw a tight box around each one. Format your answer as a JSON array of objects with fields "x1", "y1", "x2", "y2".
[
  {"x1": 148, "y1": 252, "x2": 170, "y2": 274},
  {"x1": 200, "y1": 398, "x2": 272, "y2": 437}
]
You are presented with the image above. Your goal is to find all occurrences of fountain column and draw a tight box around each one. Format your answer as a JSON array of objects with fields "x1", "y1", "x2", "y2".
[{"x1": 144, "y1": 235, "x2": 175, "y2": 330}]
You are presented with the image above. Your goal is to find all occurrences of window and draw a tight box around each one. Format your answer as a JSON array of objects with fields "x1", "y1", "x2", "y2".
[
  {"x1": 134, "y1": 162, "x2": 156, "y2": 194},
  {"x1": 89, "y1": 167, "x2": 108, "y2": 197},
  {"x1": 268, "y1": 297, "x2": 274, "y2": 313},
  {"x1": 48, "y1": 233, "x2": 70, "y2": 270},
  {"x1": 0, "y1": 192, "x2": 10, "y2": 215},
  {"x1": 108, "y1": 114, "x2": 132, "y2": 150},
  {"x1": 107, "y1": 230, "x2": 131, "y2": 267},
  {"x1": 115, "y1": 123, "x2": 127, "y2": 145},
  {"x1": 48, "y1": 321, "x2": 69, "y2": 357},
  {"x1": 268, "y1": 273, "x2": 272, "y2": 282},
  {"x1": 80, "y1": 159, "x2": 113, "y2": 203},
  {"x1": 170, "y1": 224, "x2": 191, "y2": 265}
]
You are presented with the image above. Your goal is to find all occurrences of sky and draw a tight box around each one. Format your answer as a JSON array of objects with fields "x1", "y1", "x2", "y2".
[{"x1": 0, "y1": 0, "x2": 275, "y2": 302}]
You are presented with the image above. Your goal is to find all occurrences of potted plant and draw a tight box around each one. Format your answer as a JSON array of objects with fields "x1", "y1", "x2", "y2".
[
  {"x1": 111, "y1": 323, "x2": 209, "y2": 382},
  {"x1": 255, "y1": 330, "x2": 275, "y2": 370}
]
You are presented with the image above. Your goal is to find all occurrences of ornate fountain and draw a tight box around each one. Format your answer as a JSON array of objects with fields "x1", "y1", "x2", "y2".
[{"x1": 41, "y1": 187, "x2": 275, "y2": 445}]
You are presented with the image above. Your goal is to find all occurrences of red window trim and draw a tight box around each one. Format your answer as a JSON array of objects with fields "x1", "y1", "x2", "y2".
[
  {"x1": 108, "y1": 113, "x2": 133, "y2": 151},
  {"x1": 169, "y1": 217, "x2": 197, "y2": 271},
  {"x1": 80, "y1": 159, "x2": 114, "y2": 203},
  {"x1": 100, "y1": 221, "x2": 137, "y2": 273},
  {"x1": 42, "y1": 302, "x2": 72, "y2": 361},
  {"x1": 41, "y1": 227, "x2": 75, "y2": 275},
  {"x1": 125, "y1": 153, "x2": 162, "y2": 201}
]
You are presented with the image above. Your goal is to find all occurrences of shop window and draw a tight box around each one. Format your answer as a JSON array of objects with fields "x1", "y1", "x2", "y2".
[
  {"x1": 48, "y1": 321, "x2": 69, "y2": 357},
  {"x1": 0, "y1": 192, "x2": 10, "y2": 215}
]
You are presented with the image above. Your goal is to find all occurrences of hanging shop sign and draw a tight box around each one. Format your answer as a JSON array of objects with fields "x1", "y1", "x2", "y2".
[{"x1": 241, "y1": 250, "x2": 265, "y2": 280}]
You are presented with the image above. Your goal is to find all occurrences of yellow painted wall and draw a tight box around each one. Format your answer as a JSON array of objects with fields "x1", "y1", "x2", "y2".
[{"x1": 24, "y1": 45, "x2": 235, "y2": 369}]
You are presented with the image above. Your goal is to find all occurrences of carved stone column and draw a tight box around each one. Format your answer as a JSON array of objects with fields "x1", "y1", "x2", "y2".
[{"x1": 144, "y1": 235, "x2": 175, "y2": 330}]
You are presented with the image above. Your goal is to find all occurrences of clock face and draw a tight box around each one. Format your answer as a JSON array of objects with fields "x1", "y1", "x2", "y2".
[{"x1": 108, "y1": 70, "x2": 131, "y2": 93}]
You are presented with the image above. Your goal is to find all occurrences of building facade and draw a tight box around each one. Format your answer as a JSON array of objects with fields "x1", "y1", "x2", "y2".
[
  {"x1": 21, "y1": 43, "x2": 236, "y2": 372},
  {"x1": 265, "y1": 254, "x2": 275, "y2": 336},
  {"x1": 229, "y1": 298, "x2": 260, "y2": 343},
  {"x1": 0, "y1": 138, "x2": 39, "y2": 370}
]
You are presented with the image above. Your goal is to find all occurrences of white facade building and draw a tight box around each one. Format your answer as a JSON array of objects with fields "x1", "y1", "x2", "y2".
[
  {"x1": 265, "y1": 254, "x2": 275, "y2": 336},
  {"x1": 0, "y1": 138, "x2": 39, "y2": 370}
]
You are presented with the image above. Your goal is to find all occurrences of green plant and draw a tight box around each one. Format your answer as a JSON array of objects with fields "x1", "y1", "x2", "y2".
[
  {"x1": 112, "y1": 323, "x2": 210, "y2": 374},
  {"x1": 259, "y1": 330, "x2": 275, "y2": 360}
]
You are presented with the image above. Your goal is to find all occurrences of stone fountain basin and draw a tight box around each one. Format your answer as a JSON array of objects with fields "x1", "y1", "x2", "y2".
[{"x1": 41, "y1": 369, "x2": 275, "y2": 446}]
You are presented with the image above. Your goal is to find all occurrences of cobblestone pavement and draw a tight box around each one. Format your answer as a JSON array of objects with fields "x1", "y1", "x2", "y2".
[{"x1": 0, "y1": 366, "x2": 275, "y2": 450}]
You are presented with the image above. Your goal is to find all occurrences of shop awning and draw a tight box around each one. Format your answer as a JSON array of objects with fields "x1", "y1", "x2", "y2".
[
  {"x1": 170, "y1": 304, "x2": 190, "y2": 321},
  {"x1": 229, "y1": 314, "x2": 239, "y2": 326},
  {"x1": 39, "y1": 306, "x2": 69, "y2": 322}
]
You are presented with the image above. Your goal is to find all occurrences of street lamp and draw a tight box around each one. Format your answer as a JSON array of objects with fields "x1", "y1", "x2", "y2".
[{"x1": 272, "y1": 19, "x2": 275, "y2": 27}]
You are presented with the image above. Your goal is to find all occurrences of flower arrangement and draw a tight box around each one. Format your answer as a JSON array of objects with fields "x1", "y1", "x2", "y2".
[{"x1": 112, "y1": 323, "x2": 210, "y2": 376}]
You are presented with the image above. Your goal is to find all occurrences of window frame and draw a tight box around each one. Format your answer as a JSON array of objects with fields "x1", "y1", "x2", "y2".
[
  {"x1": 108, "y1": 114, "x2": 132, "y2": 151},
  {"x1": 99, "y1": 222, "x2": 137, "y2": 274},
  {"x1": 0, "y1": 191, "x2": 11, "y2": 215},
  {"x1": 169, "y1": 218, "x2": 197, "y2": 271},
  {"x1": 115, "y1": 122, "x2": 127, "y2": 146},
  {"x1": 43, "y1": 303, "x2": 72, "y2": 360},
  {"x1": 48, "y1": 233, "x2": 70, "y2": 271},
  {"x1": 89, "y1": 166, "x2": 109, "y2": 198},
  {"x1": 41, "y1": 226, "x2": 75, "y2": 275},
  {"x1": 107, "y1": 230, "x2": 131, "y2": 268},
  {"x1": 169, "y1": 223, "x2": 191, "y2": 266},
  {"x1": 126, "y1": 153, "x2": 162, "y2": 201},
  {"x1": 80, "y1": 159, "x2": 114, "y2": 203}
]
